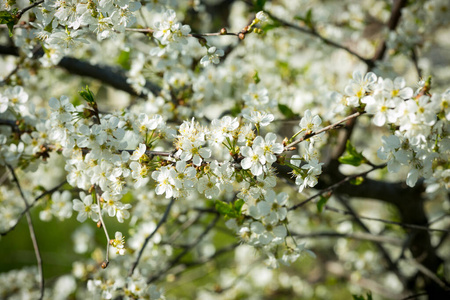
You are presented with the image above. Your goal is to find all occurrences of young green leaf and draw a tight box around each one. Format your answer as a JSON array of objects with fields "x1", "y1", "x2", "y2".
[
  {"x1": 316, "y1": 195, "x2": 330, "y2": 213},
  {"x1": 79, "y1": 86, "x2": 96, "y2": 104},
  {"x1": 338, "y1": 140, "x2": 367, "y2": 166},
  {"x1": 350, "y1": 176, "x2": 364, "y2": 185},
  {"x1": 234, "y1": 199, "x2": 245, "y2": 214},
  {"x1": 278, "y1": 104, "x2": 296, "y2": 119},
  {"x1": 215, "y1": 200, "x2": 244, "y2": 219},
  {"x1": 215, "y1": 201, "x2": 235, "y2": 218},
  {"x1": 352, "y1": 292, "x2": 372, "y2": 300},
  {"x1": 0, "y1": 11, "x2": 16, "y2": 37}
]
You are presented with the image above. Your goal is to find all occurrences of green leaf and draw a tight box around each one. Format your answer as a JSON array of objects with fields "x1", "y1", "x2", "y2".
[
  {"x1": 278, "y1": 104, "x2": 296, "y2": 119},
  {"x1": 305, "y1": 8, "x2": 313, "y2": 28},
  {"x1": 230, "y1": 103, "x2": 241, "y2": 117},
  {"x1": 352, "y1": 292, "x2": 372, "y2": 300},
  {"x1": 350, "y1": 176, "x2": 364, "y2": 185},
  {"x1": 215, "y1": 200, "x2": 244, "y2": 219},
  {"x1": 338, "y1": 140, "x2": 367, "y2": 166},
  {"x1": 0, "y1": 11, "x2": 15, "y2": 23},
  {"x1": 0, "y1": 11, "x2": 16, "y2": 37},
  {"x1": 316, "y1": 195, "x2": 329, "y2": 213},
  {"x1": 79, "y1": 86, "x2": 95, "y2": 104},
  {"x1": 117, "y1": 50, "x2": 131, "y2": 70},
  {"x1": 215, "y1": 201, "x2": 234, "y2": 217},
  {"x1": 252, "y1": 71, "x2": 260, "y2": 84},
  {"x1": 294, "y1": 9, "x2": 314, "y2": 29},
  {"x1": 234, "y1": 199, "x2": 245, "y2": 214}
]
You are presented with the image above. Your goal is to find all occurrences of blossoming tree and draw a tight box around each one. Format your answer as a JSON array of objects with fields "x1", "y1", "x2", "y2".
[{"x1": 0, "y1": 0, "x2": 449, "y2": 299}]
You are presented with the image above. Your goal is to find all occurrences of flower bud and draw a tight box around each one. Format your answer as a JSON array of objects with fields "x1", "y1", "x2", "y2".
[{"x1": 220, "y1": 28, "x2": 227, "y2": 35}]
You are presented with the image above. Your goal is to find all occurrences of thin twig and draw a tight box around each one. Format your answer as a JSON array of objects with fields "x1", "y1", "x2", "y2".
[
  {"x1": 371, "y1": 0, "x2": 408, "y2": 63},
  {"x1": 400, "y1": 292, "x2": 429, "y2": 300},
  {"x1": 411, "y1": 47, "x2": 422, "y2": 79},
  {"x1": 7, "y1": 165, "x2": 44, "y2": 300},
  {"x1": 408, "y1": 259, "x2": 450, "y2": 289},
  {"x1": 428, "y1": 213, "x2": 449, "y2": 225},
  {"x1": 285, "y1": 111, "x2": 363, "y2": 149},
  {"x1": 94, "y1": 187, "x2": 111, "y2": 268},
  {"x1": 290, "y1": 231, "x2": 403, "y2": 245},
  {"x1": 335, "y1": 195, "x2": 407, "y2": 286},
  {"x1": 15, "y1": 0, "x2": 45, "y2": 20},
  {"x1": 0, "y1": 119, "x2": 20, "y2": 135},
  {"x1": 324, "y1": 205, "x2": 450, "y2": 233},
  {"x1": 147, "y1": 213, "x2": 220, "y2": 284},
  {"x1": 288, "y1": 163, "x2": 385, "y2": 211},
  {"x1": 0, "y1": 44, "x2": 161, "y2": 97},
  {"x1": 183, "y1": 242, "x2": 240, "y2": 268},
  {"x1": 434, "y1": 228, "x2": 449, "y2": 250},
  {"x1": 329, "y1": 0, "x2": 409, "y2": 161},
  {"x1": 125, "y1": 27, "x2": 240, "y2": 38},
  {"x1": 0, "y1": 180, "x2": 67, "y2": 236},
  {"x1": 129, "y1": 197, "x2": 176, "y2": 277},
  {"x1": 166, "y1": 211, "x2": 203, "y2": 244},
  {"x1": 0, "y1": 45, "x2": 43, "y2": 86},
  {"x1": 266, "y1": 12, "x2": 373, "y2": 67}
]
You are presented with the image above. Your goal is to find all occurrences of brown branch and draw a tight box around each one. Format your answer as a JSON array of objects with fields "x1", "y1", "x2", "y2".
[
  {"x1": 335, "y1": 195, "x2": 407, "y2": 287},
  {"x1": 326, "y1": 260, "x2": 410, "y2": 299},
  {"x1": 15, "y1": 0, "x2": 44, "y2": 20},
  {"x1": 290, "y1": 231, "x2": 403, "y2": 245},
  {"x1": 166, "y1": 211, "x2": 203, "y2": 244},
  {"x1": 266, "y1": 12, "x2": 373, "y2": 67},
  {"x1": 288, "y1": 163, "x2": 385, "y2": 211},
  {"x1": 0, "y1": 45, "x2": 161, "y2": 97},
  {"x1": 285, "y1": 111, "x2": 363, "y2": 150},
  {"x1": 324, "y1": 204, "x2": 450, "y2": 233},
  {"x1": 147, "y1": 213, "x2": 220, "y2": 284},
  {"x1": 7, "y1": 165, "x2": 44, "y2": 300},
  {"x1": 371, "y1": 0, "x2": 408, "y2": 63},
  {"x1": 330, "y1": 0, "x2": 409, "y2": 161},
  {"x1": 0, "y1": 119, "x2": 20, "y2": 135},
  {"x1": 94, "y1": 187, "x2": 111, "y2": 269},
  {"x1": 400, "y1": 292, "x2": 428, "y2": 300},
  {"x1": 0, "y1": 180, "x2": 67, "y2": 236},
  {"x1": 126, "y1": 27, "x2": 240, "y2": 38},
  {"x1": 409, "y1": 260, "x2": 450, "y2": 290},
  {"x1": 128, "y1": 197, "x2": 175, "y2": 277},
  {"x1": 411, "y1": 47, "x2": 422, "y2": 79}
]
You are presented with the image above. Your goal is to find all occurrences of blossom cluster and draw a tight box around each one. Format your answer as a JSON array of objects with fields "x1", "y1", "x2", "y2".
[
  {"x1": 1, "y1": 1, "x2": 450, "y2": 298},
  {"x1": 0, "y1": 78, "x2": 322, "y2": 270},
  {"x1": 337, "y1": 71, "x2": 449, "y2": 188}
]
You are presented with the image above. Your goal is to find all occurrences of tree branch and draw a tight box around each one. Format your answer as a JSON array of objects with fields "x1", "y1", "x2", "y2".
[
  {"x1": 128, "y1": 197, "x2": 175, "y2": 277},
  {"x1": 266, "y1": 12, "x2": 373, "y2": 67},
  {"x1": 371, "y1": 0, "x2": 408, "y2": 63},
  {"x1": 0, "y1": 180, "x2": 67, "y2": 236},
  {"x1": 288, "y1": 163, "x2": 385, "y2": 211},
  {"x1": 290, "y1": 230, "x2": 403, "y2": 245},
  {"x1": 147, "y1": 213, "x2": 220, "y2": 284},
  {"x1": 0, "y1": 45, "x2": 161, "y2": 97},
  {"x1": 285, "y1": 111, "x2": 363, "y2": 150},
  {"x1": 335, "y1": 195, "x2": 407, "y2": 287},
  {"x1": 15, "y1": 0, "x2": 44, "y2": 20},
  {"x1": 7, "y1": 165, "x2": 44, "y2": 300},
  {"x1": 324, "y1": 204, "x2": 449, "y2": 233}
]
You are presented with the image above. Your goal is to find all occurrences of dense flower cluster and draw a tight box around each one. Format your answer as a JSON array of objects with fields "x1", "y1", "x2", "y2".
[
  {"x1": 337, "y1": 71, "x2": 450, "y2": 188},
  {"x1": 1, "y1": 1, "x2": 450, "y2": 299}
]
